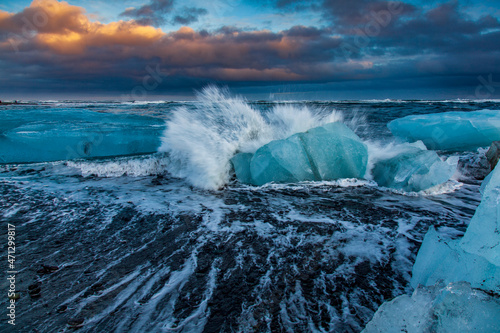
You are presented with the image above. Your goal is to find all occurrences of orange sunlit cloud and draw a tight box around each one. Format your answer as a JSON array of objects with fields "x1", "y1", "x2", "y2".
[{"x1": 0, "y1": 0, "x2": 342, "y2": 81}]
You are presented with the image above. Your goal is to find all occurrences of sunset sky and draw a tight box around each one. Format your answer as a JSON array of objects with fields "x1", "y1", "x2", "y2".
[{"x1": 1, "y1": 0, "x2": 500, "y2": 99}]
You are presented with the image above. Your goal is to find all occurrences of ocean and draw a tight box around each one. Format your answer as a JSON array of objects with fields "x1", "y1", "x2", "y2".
[{"x1": 1, "y1": 89, "x2": 498, "y2": 332}]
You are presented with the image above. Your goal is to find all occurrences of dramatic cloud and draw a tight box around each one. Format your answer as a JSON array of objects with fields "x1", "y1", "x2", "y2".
[
  {"x1": 173, "y1": 7, "x2": 208, "y2": 25},
  {"x1": 120, "y1": 0, "x2": 175, "y2": 26},
  {"x1": 0, "y1": 0, "x2": 499, "y2": 96}
]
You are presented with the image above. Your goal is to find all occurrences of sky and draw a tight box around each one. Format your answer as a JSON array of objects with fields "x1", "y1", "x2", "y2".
[{"x1": 0, "y1": 0, "x2": 499, "y2": 100}]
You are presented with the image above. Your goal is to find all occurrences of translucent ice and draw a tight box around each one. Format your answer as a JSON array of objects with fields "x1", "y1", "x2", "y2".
[
  {"x1": 297, "y1": 122, "x2": 368, "y2": 180},
  {"x1": 234, "y1": 122, "x2": 368, "y2": 186},
  {"x1": 0, "y1": 108, "x2": 164, "y2": 163},
  {"x1": 230, "y1": 153, "x2": 254, "y2": 185},
  {"x1": 372, "y1": 146, "x2": 457, "y2": 192},
  {"x1": 388, "y1": 110, "x2": 500, "y2": 151},
  {"x1": 411, "y1": 227, "x2": 500, "y2": 294},
  {"x1": 365, "y1": 153, "x2": 500, "y2": 332},
  {"x1": 460, "y1": 160, "x2": 500, "y2": 266},
  {"x1": 249, "y1": 135, "x2": 316, "y2": 186},
  {"x1": 363, "y1": 282, "x2": 500, "y2": 333}
]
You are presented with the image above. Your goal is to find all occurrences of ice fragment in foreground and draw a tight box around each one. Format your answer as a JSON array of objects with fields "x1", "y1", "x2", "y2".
[{"x1": 363, "y1": 282, "x2": 500, "y2": 333}]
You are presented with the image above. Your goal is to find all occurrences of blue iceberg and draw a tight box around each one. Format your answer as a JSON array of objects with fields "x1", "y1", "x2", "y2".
[
  {"x1": 411, "y1": 160, "x2": 500, "y2": 290},
  {"x1": 411, "y1": 227, "x2": 500, "y2": 294},
  {"x1": 388, "y1": 110, "x2": 500, "y2": 151},
  {"x1": 249, "y1": 135, "x2": 317, "y2": 185},
  {"x1": 231, "y1": 122, "x2": 368, "y2": 186},
  {"x1": 372, "y1": 146, "x2": 457, "y2": 192},
  {"x1": 0, "y1": 108, "x2": 164, "y2": 163},
  {"x1": 460, "y1": 159, "x2": 500, "y2": 266},
  {"x1": 364, "y1": 159, "x2": 500, "y2": 331}
]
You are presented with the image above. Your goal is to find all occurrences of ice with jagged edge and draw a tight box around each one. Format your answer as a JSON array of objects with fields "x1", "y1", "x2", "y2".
[
  {"x1": 362, "y1": 282, "x2": 500, "y2": 333},
  {"x1": 460, "y1": 161, "x2": 500, "y2": 266},
  {"x1": 412, "y1": 161, "x2": 500, "y2": 289},
  {"x1": 388, "y1": 110, "x2": 500, "y2": 151},
  {"x1": 371, "y1": 144, "x2": 458, "y2": 192},
  {"x1": 231, "y1": 122, "x2": 368, "y2": 186},
  {"x1": 364, "y1": 160, "x2": 500, "y2": 332},
  {"x1": 410, "y1": 227, "x2": 500, "y2": 294}
]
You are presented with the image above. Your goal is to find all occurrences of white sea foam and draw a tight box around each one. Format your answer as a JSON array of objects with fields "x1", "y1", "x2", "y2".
[{"x1": 66, "y1": 154, "x2": 169, "y2": 177}]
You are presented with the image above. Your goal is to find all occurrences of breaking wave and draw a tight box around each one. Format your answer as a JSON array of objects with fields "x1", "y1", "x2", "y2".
[{"x1": 159, "y1": 86, "x2": 343, "y2": 189}]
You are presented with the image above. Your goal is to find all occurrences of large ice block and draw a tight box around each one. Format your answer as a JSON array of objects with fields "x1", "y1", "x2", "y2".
[
  {"x1": 0, "y1": 108, "x2": 164, "y2": 163},
  {"x1": 250, "y1": 136, "x2": 316, "y2": 186},
  {"x1": 411, "y1": 227, "x2": 500, "y2": 294},
  {"x1": 388, "y1": 110, "x2": 500, "y2": 151},
  {"x1": 241, "y1": 122, "x2": 368, "y2": 186},
  {"x1": 362, "y1": 282, "x2": 500, "y2": 333},
  {"x1": 460, "y1": 161, "x2": 500, "y2": 266},
  {"x1": 297, "y1": 122, "x2": 368, "y2": 180},
  {"x1": 372, "y1": 147, "x2": 457, "y2": 192}
]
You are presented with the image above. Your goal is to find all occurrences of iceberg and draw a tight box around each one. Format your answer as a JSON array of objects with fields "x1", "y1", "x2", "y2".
[
  {"x1": 0, "y1": 109, "x2": 164, "y2": 163},
  {"x1": 388, "y1": 110, "x2": 500, "y2": 151},
  {"x1": 249, "y1": 136, "x2": 317, "y2": 185},
  {"x1": 372, "y1": 147, "x2": 457, "y2": 192},
  {"x1": 460, "y1": 158, "x2": 500, "y2": 266},
  {"x1": 411, "y1": 227, "x2": 500, "y2": 293},
  {"x1": 362, "y1": 282, "x2": 500, "y2": 333},
  {"x1": 364, "y1": 154, "x2": 500, "y2": 331},
  {"x1": 232, "y1": 122, "x2": 368, "y2": 186},
  {"x1": 297, "y1": 122, "x2": 368, "y2": 180}
]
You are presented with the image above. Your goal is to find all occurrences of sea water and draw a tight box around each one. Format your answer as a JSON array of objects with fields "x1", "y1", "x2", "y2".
[{"x1": 1, "y1": 89, "x2": 498, "y2": 332}]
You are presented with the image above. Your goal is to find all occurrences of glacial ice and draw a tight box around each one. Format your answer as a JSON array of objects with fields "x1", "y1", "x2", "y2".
[
  {"x1": 0, "y1": 109, "x2": 164, "y2": 163},
  {"x1": 388, "y1": 110, "x2": 500, "y2": 151},
  {"x1": 362, "y1": 282, "x2": 500, "y2": 333},
  {"x1": 411, "y1": 227, "x2": 500, "y2": 294},
  {"x1": 372, "y1": 147, "x2": 457, "y2": 192},
  {"x1": 249, "y1": 136, "x2": 317, "y2": 185},
  {"x1": 230, "y1": 152, "x2": 255, "y2": 185},
  {"x1": 411, "y1": 160, "x2": 500, "y2": 290},
  {"x1": 297, "y1": 122, "x2": 368, "y2": 180},
  {"x1": 364, "y1": 159, "x2": 500, "y2": 332},
  {"x1": 232, "y1": 122, "x2": 368, "y2": 186},
  {"x1": 460, "y1": 158, "x2": 500, "y2": 266}
]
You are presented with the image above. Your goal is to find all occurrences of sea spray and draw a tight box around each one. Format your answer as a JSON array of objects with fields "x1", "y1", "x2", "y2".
[{"x1": 159, "y1": 86, "x2": 342, "y2": 189}]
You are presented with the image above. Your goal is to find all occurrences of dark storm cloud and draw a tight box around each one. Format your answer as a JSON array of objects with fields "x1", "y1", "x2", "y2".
[
  {"x1": 0, "y1": 0, "x2": 499, "y2": 96},
  {"x1": 173, "y1": 7, "x2": 208, "y2": 25},
  {"x1": 321, "y1": 0, "x2": 416, "y2": 26},
  {"x1": 119, "y1": 0, "x2": 175, "y2": 26}
]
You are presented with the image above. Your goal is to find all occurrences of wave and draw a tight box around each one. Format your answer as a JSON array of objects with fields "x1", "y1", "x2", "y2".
[{"x1": 159, "y1": 86, "x2": 343, "y2": 189}]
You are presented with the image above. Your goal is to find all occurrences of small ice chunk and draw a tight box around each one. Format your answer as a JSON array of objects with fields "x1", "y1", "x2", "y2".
[
  {"x1": 372, "y1": 147, "x2": 457, "y2": 192},
  {"x1": 388, "y1": 110, "x2": 500, "y2": 151},
  {"x1": 363, "y1": 282, "x2": 500, "y2": 333}
]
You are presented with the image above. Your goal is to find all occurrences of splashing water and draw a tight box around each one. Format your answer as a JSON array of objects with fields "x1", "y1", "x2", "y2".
[{"x1": 159, "y1": 86, "x2": 343, "y2": 189}]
